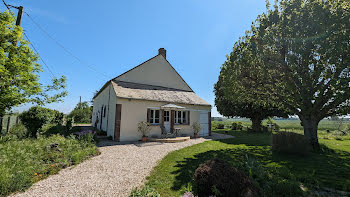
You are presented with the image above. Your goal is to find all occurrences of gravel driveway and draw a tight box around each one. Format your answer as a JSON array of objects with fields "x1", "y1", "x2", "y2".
[{"x1": 12, "y1": 133, "x2": 233, "y2": 197}]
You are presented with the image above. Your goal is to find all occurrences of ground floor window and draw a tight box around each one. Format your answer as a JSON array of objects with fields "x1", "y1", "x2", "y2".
[
  {"x1": 175, "y1": 111, "x2": 188, "y2": 124},
  {"x1": 150, "y1": 109, "x2": 160, "y2": 124}
]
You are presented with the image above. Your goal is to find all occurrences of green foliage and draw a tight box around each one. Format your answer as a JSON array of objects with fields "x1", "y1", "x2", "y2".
[
  {"x1": 231, "y1": 122, "x2": 243, "y2": 130},
  {"x1": 251, "y1": 0, "x2": 350, "y2": 146},
  {"x1": 68, "y1": 101, "x2": 92, "y2": 123},
  {"x1": 8, "y1": 123, "x2": 27, "y2": 139},
  {"x1": 130, "y1": 185, "x2": 160, "y2": 197},
  {"x1": 216, "y1": 123, "x2": 225, "y2": 129},
  {"x1": 272, "y1": 132, "x2": 310, "y2": 155},
  {"x1": 214, "y1": 35, "x2": 289, "y2": 132},
  {"x1": 19, "y1": 106, "x2": 55, "y2": 137},
  {"x1": 0, "y1": 134, "x2": 99, "y2": 196},
  {"x1": 191, "y1": 122, "x2": 202, "y2": 134},
  {"x1": 65, "y1": 117, "x2": 74, "y2": 131},
  {"x1": 0, "y1": 11, "x2": 67, "y2": 116},
  {"x1": 137, "y1": 121, "x2": 151, "y2": 137}
]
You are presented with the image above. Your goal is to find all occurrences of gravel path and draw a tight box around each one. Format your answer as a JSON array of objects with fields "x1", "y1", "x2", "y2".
[{"x1": 12, "y1": 133, "x2": 233, "y2": 197}]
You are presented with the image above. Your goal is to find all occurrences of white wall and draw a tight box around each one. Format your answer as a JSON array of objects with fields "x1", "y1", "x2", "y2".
[
  {"x1": 116, "y1": 98, "x2": 211, "y2": 141},
  {"x1": 92, "y1": 83, "x2": 117, "y2": 137},
  {"x1": 115, "y1": 55, "x2": 192, "y2": 91}
]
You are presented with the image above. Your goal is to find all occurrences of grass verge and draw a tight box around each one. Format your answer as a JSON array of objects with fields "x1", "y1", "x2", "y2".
[{"x1": 0, "y1": 134, "x2": 99, "y2": 196}]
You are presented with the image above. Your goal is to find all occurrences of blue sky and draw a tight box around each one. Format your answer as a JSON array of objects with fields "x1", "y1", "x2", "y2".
[{"x1": 3, "y1": 0, "x2": 268, "y2": 116}]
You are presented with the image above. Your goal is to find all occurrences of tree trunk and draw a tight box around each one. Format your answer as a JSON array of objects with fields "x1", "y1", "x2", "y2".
[
  {"x1": 301, "y1": 116, "x2": 320, "y2": 150},
  {"x1": 251, "y1": 117, "x2": 262, "y2": 132}
]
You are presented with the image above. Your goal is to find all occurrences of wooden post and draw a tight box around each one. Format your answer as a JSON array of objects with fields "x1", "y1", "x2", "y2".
[
  {"x1": 6, "y1": 116, "x2": 11, "y2": 133},
  {"x1": 15, "y1": 6, "x2": 23, "y2": 26},
  {"x1": 0, "y1": 116, "x2": 3, "y2": 133}
]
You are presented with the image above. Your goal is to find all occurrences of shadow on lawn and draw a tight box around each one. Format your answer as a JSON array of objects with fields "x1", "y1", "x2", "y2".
[{"x1": 170, "y1": 140, "x2": 350, "y2": 192}]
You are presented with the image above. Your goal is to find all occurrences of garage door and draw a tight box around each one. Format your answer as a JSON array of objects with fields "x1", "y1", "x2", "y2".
[{"x1": 199, "y1": 111, "x2": 209, "y2": 136}]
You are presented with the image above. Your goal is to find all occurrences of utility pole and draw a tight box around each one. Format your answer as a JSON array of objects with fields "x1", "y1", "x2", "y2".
[{"x1": 15, "y1": 6, "x2": 23, "y2": 26}]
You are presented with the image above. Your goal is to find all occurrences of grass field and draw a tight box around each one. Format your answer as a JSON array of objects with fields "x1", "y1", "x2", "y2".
[
  {"x1": 212, "y1": 119, "x2": 350, "y2": 132},
  {"x1": 143, "y1": 127, "x2": 350, "y2": 197}
]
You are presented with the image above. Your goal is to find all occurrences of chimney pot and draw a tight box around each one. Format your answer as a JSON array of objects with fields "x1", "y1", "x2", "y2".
[{"x1": 158, "y1": 48, "x2": 166, "y2": 59}]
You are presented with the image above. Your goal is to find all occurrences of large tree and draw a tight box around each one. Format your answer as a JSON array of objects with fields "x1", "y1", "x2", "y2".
[
  {"x1": 68, "y1": 101, "x2": 92, "y2": 123},
  {"x1": 0, "y1": 11, "x2": 67, "y2": 116},
  {"x1": 252, "y1": 0, "x2": 350, "y2": 149},
  {"x1": 214, "y1": 37, "x2": 289, "y2": 131}
]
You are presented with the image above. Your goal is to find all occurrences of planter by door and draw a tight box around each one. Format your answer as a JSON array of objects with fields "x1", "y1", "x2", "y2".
[{"x1": 114, "y1": 104, "x2": 122, "y2": 141}]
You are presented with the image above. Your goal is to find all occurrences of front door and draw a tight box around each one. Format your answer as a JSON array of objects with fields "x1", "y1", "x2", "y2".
[
  {"x1": 163, "y1": 110, "x2": 170, "y2": 133},
  {"x1": 114, "y1": 104, "x2": 122, "y2": 141}
]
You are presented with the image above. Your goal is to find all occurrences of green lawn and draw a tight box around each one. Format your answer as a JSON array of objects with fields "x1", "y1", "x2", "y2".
[{"x1": 144, "y1": 129, "x2": 350, "y2": 196}]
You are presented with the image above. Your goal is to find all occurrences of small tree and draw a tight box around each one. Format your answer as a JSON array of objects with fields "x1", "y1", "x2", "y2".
[
  {"x1": 0, "y1": 11, "x2": 67, "y2": 116},
  {"x1": 191, "y1": 122, "x2": 202, "y2": 135},
  {"x1": 137, "y1": 121, "x2": 151, "y2": 137},
  {"x1": 19, "y1": 106, "x2": 54, "y2": 137}
]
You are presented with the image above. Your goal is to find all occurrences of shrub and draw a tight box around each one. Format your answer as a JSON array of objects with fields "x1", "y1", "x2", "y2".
[
  {"x1": 216, "y1": 124, "x2": 225, "y2": 129},
  {"x1": 68, "y1": 101, "x2": 92, "y2": 123},
  {"x1": 41, "y1": 124, "x2": 68, "y2": 136},
  {"x1": 272, "y1": 132, "x2": 310, "y2": 155},
  {"x1": 65, "y1": 117, "x2": 74, "y2": 131},
  {"x1": 137, "y1": 121, "x2": 151, "y2": 137},
  {"x1": 8, "y1": 123, "x2": 28, "y2": 139},
  {"x1": 194, "y1": 159, "x2": 258, "y2": 197},
  {"x1": 52, "y1": 110, "x2": 64, "y2": 125},
  {"x1": 191, "y1": 122, "x2": 202, "y2": 135},
  {"x1": 231, "y1": 122, "x2": 243, "y2": 130},
  {"x1": 19, "y1": 106, "x2": 56, "y2": 138},
  {"x1": 130, "y1": 185, "x2": 160, "y2": 197}
]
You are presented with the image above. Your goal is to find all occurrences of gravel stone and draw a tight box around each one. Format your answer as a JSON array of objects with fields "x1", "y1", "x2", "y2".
[{"x1": 12, "y1": 133, "x2": 233, "y2": 197}]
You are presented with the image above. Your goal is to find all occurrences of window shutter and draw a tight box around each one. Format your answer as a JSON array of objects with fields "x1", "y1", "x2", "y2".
[
  {"x1": 147, "y1": 109, "x2": 151, "y2": 123},
  {"x1": 187, "y1": 111, "x2": 190, "y2": 125}
]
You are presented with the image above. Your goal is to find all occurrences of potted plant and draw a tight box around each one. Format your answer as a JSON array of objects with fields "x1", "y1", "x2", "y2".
[
  {"x1": 191, "y1": 122, "x2": 202, "y2": 139},
  {"x1": 137, "y1": 121, "x2": 152, "y2": 142}
]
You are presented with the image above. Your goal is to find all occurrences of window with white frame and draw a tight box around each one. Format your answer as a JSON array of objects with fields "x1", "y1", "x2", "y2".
[
  {"x1": 149, "y1": 109, "x2": 160, "y2": 124},
  {"x1": 175, "y1": 111, "x2": 188, "y2": 124},
  {"x1": 164, "y1": 111, "x2": 170, "y2": 122}
]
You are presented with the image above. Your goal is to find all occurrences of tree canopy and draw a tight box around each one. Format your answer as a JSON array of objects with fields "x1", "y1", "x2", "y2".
[
  {"x1": 216, "y1": 0, "x2": 349, "y2": 149},
  {"x1": 0, "y1": 11, "x2": 67, "y2": 116},
  {"x1": 214, "y1": 37, "x2": 289, "y2": 131},
  {"x1": 68, "y1": 101, "x2": 92, "y2": 123}
]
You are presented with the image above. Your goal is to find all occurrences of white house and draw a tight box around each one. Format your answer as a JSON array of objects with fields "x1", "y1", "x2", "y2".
[{"x1": 92, "y1": 48, "x2": 211, "y2": 141}]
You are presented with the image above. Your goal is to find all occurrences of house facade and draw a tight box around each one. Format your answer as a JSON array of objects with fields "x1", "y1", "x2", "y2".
[{"x1": 92, "y1": 48, "x2": 211, "y2": 141}]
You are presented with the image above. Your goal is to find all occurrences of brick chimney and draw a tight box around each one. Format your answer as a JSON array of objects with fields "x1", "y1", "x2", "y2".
[{"x1": 158, "y1": 48, "x2": 166, "y2": 59}]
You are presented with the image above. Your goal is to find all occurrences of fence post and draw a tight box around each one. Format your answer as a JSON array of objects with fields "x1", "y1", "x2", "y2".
[
  {"x1": 16, "y1": 116, "x2": 19, "y2": 124},
  {"x1": 6, "y1": 116, "x2": 11, "y2": 133},
  {"x1": 0, "y1": 116, "x2": 2, "y2": 133}
]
